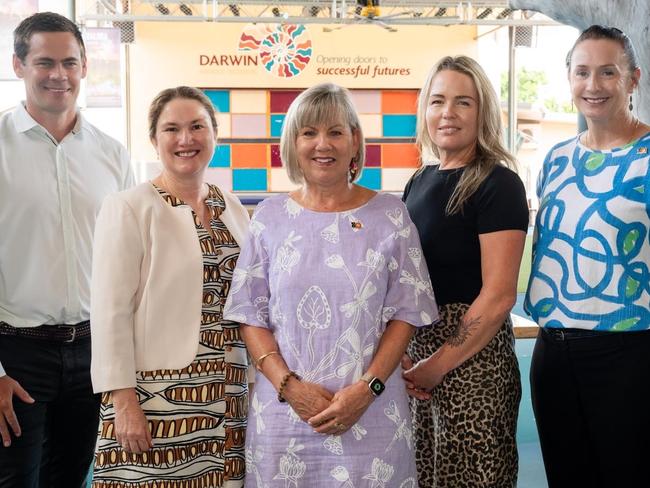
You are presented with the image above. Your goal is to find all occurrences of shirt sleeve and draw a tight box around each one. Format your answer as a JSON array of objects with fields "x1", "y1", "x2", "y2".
[
  {"x1": 90, "y1": 193, "x2": 143, "y2": 393},
  {"x1": 476, "y1": 167, "x2": 529, "y2": 234},
  {"x1": 382, "y1": 200, "x2": 439, "y2": 328},
  {"x1": 119, "y1": 144, "x2": 136, "y2": 190},
  {"x1": 223, "y1": 210, "x2": 272, "y2": 329},
  {"x1": 402, "y1": 171, "x2": 415, "y2": 202}
]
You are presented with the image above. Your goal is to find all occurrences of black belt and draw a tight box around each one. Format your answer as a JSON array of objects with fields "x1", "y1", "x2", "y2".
[
  {"x1": 541, "y1": 327, "x2": 620, "y2": 341},
  {"x1": 0, "y1": 321, "x2": 91, "y2": 343}
]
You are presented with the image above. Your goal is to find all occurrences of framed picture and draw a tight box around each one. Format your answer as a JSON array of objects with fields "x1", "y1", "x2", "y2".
[{"x1": 0, "y1": 0, "x2": 38, "y2": 80}]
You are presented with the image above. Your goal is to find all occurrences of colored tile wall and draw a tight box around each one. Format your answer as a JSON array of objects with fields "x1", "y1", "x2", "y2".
[{"x1": 202, "y1": 88, "x2": 419, "y2": 193}]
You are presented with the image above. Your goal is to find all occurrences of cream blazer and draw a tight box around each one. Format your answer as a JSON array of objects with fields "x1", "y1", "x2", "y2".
[{"x1": 90, "y1": 182, "x2": 250, "y2": 393}]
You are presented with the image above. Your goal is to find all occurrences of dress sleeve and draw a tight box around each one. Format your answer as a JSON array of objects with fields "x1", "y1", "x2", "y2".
[
  {"x1": 90, "y1": 193, "x2": 143, "y2": 393},
  {"x1": 223, "y1": 210, "x2": 272, "y2": 329},
  {"x1": 382, "y1": 200, "x2": 439, "y2": 328},
  {"x1": 476, "y1": 167, "x2": 529, "y2": 234}
]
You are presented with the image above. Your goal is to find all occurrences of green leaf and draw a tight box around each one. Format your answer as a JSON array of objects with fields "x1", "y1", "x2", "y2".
[
  {"x1": 540, "y1": 303, "x2": 552, "y2": 313},
  {"x1": 612, "y1": 317, "x2": 640, "y2": 332},
  {"x1": 585, "y1": 153, "x2": 606, "y2": 171},
  {"x1": 634, "y1": 185, "x2": 644, "y2": 194},
  {"x1": 625, "y1": 277, "x2": 640, "y2": 297},
  {"x1": 623, "y1": 229, "x2": 639, "y2": 254}
]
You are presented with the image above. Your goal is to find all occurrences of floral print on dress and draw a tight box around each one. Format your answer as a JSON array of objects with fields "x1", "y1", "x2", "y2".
[{"x1": 224, "y1": 193, "x2": 439, "y2": 487}]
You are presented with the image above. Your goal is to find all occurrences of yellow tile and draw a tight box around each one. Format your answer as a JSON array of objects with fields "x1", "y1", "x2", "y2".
[
  {"x1": 359, "y1": 114, "x2": 382, "y2": 138},
  {"x1": 270, "y1": 168, "x2": 300, "y2": 192},
  {"x1": 230, "y1": 90, "x2": 267, "y2": 114}
]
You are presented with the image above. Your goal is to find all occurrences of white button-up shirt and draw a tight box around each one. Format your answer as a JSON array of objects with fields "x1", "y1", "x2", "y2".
[{"x1": 0, "y1": 103, "x2": 134, "y2": 375}]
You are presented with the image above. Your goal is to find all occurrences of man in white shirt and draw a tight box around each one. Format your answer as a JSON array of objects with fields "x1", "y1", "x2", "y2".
[{"x1": 0, "y1": 12, "x2": 134, "y2": 487}]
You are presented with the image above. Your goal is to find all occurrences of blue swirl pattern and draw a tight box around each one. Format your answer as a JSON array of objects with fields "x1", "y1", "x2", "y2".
[{"x1": 525, "y1": 133, "x2": 650, "y2": 331}]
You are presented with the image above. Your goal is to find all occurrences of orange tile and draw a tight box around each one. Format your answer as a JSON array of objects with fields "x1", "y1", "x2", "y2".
[
  {"x1": 231, "y1": 144, "x2": 268, "y2": 168},
  {"x1": 382, "y1": 90, "x2": 418, "y2": 114},
  {"x1": 382, "y1": 144, "x2": 420, "y2": 168}
]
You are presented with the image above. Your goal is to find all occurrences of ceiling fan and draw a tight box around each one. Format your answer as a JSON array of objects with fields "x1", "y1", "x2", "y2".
[{"x1": 323, "y1": 1, "x2": 415, "y2": 33}]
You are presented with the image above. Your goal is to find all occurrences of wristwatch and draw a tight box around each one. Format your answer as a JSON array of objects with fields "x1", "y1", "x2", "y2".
[{"x1": 360, "y1": 373, "x2": 385, "y2": 397}]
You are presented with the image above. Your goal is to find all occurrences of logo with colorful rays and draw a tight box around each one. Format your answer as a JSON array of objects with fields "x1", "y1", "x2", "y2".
[{"x1": 239, "y1": 24, "x2": 312, "y2": 78}]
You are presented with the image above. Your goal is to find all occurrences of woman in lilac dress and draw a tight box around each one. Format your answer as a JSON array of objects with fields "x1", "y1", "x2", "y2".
[{"x1": 224, "y1": 83, "x2": 438, "y2": 487}]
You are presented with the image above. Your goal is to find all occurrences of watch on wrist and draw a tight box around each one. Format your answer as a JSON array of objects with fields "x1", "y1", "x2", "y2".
[{"x1": 360, "y1": 373, "x2": 385, "y2": 397}]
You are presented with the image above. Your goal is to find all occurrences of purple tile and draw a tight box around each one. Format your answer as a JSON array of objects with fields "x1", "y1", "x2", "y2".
[
  {"x1": 270, "y1": 90, "x2": 302, "y2": 113},
  {"x1": 365, "y1": 144, "x2": 381, "y2": 167},
  {"x1": 271, "y1": 144, "x2": 283, "y2": 167}
]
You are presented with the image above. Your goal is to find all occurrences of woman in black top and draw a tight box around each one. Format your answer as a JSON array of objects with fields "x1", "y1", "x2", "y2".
[{"x1": 402, "y1": 56, "x2": 529, "y2": 487}]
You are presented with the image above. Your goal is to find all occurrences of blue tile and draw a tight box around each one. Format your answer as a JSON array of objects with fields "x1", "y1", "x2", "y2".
[
  {"x1": 356, "y1": 168, "x2": 381, "y2": 190},
  {"x1": 209, "y1": 145, "x2": 231, "y2": 167},
  {"x1": 270, "y1": 114, "x2": 286, "y2": 137},
  {"x1": 382, "y1": 114, "x2": 417, "y2": 137},
  {"x1": 233, "y1": 169, "x2": 267, "y2": 191},
  {"x1": 204, "y1": 90, "x2": 230, "y2": 112}
]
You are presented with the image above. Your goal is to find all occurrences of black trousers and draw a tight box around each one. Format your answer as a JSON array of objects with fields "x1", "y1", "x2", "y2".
[
  {"x1": 530, "y1": 327, "x2": 650, "y2": 488},
  {"x1": 0, "y1": 333, "x2": 100, "y2": 488}
]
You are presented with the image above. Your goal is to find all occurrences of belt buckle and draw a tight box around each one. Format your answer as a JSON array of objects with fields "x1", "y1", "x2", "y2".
[
  {"x1": 60, "y1": 325, "x2": 76, "y2": 343},
  {"x1": 558, "y1": 329, "x2": 565, "y2": 340}
]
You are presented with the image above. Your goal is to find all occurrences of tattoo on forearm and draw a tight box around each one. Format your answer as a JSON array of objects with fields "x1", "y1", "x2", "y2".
[{"x1": 446, "y1": 316, "x2": 481, "y2": 347}]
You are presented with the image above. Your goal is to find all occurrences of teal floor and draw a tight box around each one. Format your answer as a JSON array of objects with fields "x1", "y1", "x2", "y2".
[
  {"x1": 515, "y1": 338, "x2": 548, "y2": 487},
  {"x1": 514, "y1": 290, "x2": 548, "y2": 488}
]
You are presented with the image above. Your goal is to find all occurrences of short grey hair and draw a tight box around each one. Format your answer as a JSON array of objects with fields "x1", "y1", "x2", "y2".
[{"x1": 280, "y1": 83, "x2": 366, "y2": 185}]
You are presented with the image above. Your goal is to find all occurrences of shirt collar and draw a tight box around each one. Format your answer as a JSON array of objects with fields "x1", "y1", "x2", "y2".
[{"x1": 13, "y1": 101, "x2": 84, "y2": 136}]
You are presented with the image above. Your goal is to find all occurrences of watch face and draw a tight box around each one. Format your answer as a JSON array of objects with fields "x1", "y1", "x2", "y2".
[{"x1": 369, "y1": 377, "x2": 385, "y2": 396}]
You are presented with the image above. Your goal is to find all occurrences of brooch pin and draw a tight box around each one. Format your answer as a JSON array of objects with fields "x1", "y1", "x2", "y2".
[
  {"x1": 351, "y1": 220, "x2": 363, "y2": 230},
  {"x1": 638, "y1": 147, "x2": 648, "y2": 155}
]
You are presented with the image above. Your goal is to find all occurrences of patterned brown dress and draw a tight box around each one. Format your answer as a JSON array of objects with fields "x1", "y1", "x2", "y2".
[
  {"x1": 408, "y1": 303, "x2": 521, "y2": 488},
  {"x1": 92, "y1": 184, "x2": 248, "y2": 488}
]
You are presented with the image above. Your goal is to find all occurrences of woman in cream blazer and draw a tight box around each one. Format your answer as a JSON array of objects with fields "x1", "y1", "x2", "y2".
[{"x1": 90, "y1": 86, "x2": 250, "y2": 487}]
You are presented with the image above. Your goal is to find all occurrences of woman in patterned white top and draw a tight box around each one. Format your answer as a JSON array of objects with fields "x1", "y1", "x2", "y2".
[
  {"x1": 525, "y1": 25, "x2": 650, "y2": 487},
  {"x1": 224, "y1": 83, "x2": 439, "y2": 487}
]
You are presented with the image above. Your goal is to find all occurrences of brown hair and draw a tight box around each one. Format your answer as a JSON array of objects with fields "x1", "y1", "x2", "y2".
[
  {"x1": 148, "y1": 86, "x2": 218, "y2": 140},
  {"x1": 566, "y1": 25, "x2": 639, "y2": 72},
  {"x1": 14, "y1": 12, "x2": 85, "y2": 63}
]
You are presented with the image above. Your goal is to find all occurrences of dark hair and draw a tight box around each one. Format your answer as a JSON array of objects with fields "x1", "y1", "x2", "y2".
[
  {"x1": 148, "y1": 86, "x2": 218, "y2": 140},
  {"x1": 566, "y1": 25, "x2": 638, "y2": 72},
  {"x1": 13, "y1": 12, "x2": 85, "y2": 63}
]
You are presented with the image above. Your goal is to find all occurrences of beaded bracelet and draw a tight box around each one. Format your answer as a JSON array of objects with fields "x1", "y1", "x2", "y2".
[
  {"x1": 277, "y1": 371, "x2": 301, "y2": 403},
  {"x1": 255, "y1": 350, "x2": 281, "y2": 371}
]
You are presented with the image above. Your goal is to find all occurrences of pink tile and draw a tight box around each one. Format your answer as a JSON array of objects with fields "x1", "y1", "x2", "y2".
[
  {"x1": 231, "y1": 114, "x2": 267, "y2": 137},
  {"x1": 350, "y1": 90, "x2": 381, "y2": 114}
]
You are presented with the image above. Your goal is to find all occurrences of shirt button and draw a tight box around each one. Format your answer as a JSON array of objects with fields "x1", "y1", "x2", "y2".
[{"x1": 225, "y1": 345, "x2": 232, "y2": 352}]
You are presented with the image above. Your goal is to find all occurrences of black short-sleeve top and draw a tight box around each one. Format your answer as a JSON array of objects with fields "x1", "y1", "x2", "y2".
[{"x1": 403, "y1": 164, "x2": 528, "y2": 306}]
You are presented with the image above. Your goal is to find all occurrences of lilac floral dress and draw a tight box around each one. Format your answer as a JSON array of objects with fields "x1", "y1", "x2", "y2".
[{"x1": 224, "y1": 193, "x2": 438, "y2": 487}]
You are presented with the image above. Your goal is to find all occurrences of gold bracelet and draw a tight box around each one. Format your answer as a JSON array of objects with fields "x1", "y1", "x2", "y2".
[
  {"x1": 255, "y1": 350, "x2": 281, "y2": 371},
  {"x1": 277, "y1": 371, "x2": 301, "y2": 403}
]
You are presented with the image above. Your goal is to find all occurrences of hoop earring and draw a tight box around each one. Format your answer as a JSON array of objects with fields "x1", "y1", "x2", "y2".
[
  {"x1": 629, "y1": 95, "x2": 633, "y2": 111},
  {"x1": 349, "y1": 158, "x2": 359, "y2": 181}
]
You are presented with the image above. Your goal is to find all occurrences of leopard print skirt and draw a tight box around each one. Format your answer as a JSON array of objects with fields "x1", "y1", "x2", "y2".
[{"x1": 408, "y1": 303, "x2": 521, "y2": 488}]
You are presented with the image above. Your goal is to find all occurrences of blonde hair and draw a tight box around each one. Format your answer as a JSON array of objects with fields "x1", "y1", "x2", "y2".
[
  {"x1": 416, "y1": 55, "x2": 517, "y2": 215},
  {"x1": 281, "y1": 83, "x2": 365, "y2": 185}
]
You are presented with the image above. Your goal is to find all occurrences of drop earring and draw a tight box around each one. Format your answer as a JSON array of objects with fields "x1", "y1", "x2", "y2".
[
  {"x1": 349, "y1": 157, "x2": 359, "y2": 181},
  {"x1": 629, "y1": 95, "x2": 633, "y2": 111}
]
